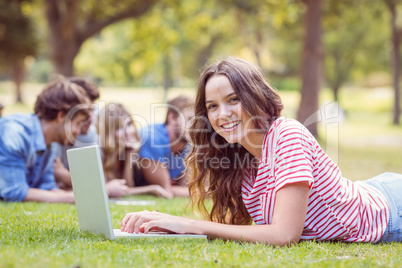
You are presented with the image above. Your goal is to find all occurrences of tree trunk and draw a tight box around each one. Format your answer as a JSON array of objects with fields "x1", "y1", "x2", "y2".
[
  {"x1": 196, "y1": 35, "x2": 219, "y2": 74},
  {"x1": 253, "y1": 27, "x2": 264, "y2": 71},
  {"x1": 332, "y1": 52, "x2": 341, "y2": 103},
  {"x1": 163, "y1": 53, "x2": 172, "y2": 103},
  {"x1": 11, "y1": 59, "x2": 25, "y2": 103},
  {"x1": 297, "y1": 0, "x2": 323, "y2": 138},
  {"x1": 389, "y1": 4, "x2": 401, "y2": 125},
  {"x1": 44, "y1": 0, "x2": 157, "y2": 77},
  {"x1": 52, "y1": 43, "x2": 80, "y2": 77},
  {"x1": 45, "y1": 0, "x2": 80, "y2": 77},
  {"x1": 332, "y1": 84, "x2": 340, "y2": 103}
]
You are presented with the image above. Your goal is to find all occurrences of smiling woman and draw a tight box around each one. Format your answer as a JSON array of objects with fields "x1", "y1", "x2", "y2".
[{"x1": 120, "y1": 57, "x2": 402, "y2": 246}]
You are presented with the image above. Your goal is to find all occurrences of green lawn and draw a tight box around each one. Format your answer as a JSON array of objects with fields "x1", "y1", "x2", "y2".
[
  {"x1": 1, "y1": 199, "x2": 402, "y2": 267},
  {"x1": 1, "y1": 81, "x2": 402, "y2": 267}
]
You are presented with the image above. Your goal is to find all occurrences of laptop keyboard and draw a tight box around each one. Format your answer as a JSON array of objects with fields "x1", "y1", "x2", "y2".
[{"x1": 114, "y1": 229, "x2": 168, "y2": 236}]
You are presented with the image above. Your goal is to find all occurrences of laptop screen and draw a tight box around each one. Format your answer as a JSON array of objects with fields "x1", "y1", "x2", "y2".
[{"x1": 67, "y1": 145, "x2": 115, "y2": 240}]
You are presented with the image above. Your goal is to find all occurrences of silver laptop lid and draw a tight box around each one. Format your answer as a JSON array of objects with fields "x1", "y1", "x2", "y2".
[{"x1": 67, "y1": 145, "x2": 115, "y2": 240}]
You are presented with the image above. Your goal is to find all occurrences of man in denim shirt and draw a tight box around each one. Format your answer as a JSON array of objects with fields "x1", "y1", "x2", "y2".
[
  {"x1": 0, "y1": 77, "x2": 91, "y2": 203},
  {"x1": 52, "y1": 77, "x2": 100, "y2": 189}
]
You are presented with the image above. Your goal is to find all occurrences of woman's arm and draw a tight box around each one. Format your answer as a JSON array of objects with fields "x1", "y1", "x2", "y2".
[
  {"x1": 140, "y1": 159, "x2": 190, "y2": 197},
  {"x1": 121, "y1": 181, "x2": 310, "y2": 246},
  {"x1": 126, "y1": 185, "x2": 173, "y2": 199},
  {"x1": 122, "y1": 148, "x2": 134, "y2": 187},
  {"x1": 25, "y1": 188, "x2": 75, "y2": 203}
]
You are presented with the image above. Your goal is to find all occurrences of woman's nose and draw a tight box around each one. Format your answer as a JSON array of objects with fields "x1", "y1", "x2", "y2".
[{"x1": 218, "y1": 104, "x2": 232, "y2": 118}]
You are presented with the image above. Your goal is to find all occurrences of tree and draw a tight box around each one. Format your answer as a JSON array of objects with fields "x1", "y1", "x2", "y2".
[
  {"x1": 297, "y1": 0, "x2": 323, "y2": 138},
  {"x1": 0, "y1": 0, "x2": 37, "y2": 103},
  {"x1": 75, "y1": 1, "x2": 181, "y2": 88},
  {"x1": 174, "y1": 0, "x2": 240, "y2": 80},
  {"x1": 383, "y1": 0, "x2": 402, "y2": 125},
  {"x1": 228, "y1": 0, "x2": 303, "y2": 76},
  {"x1": 44, "y1": 0, "x2": 157, "y2": 76},
  {"x1": 75, "y1": 0, "x2": 239, "y2": 90},
  {"x1": 323, "y1": 1, "x2": 388, "y2": 103}
]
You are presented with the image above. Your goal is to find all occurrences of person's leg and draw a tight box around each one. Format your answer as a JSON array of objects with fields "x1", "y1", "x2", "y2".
[{"x1": 363, "y1": 172, "x2": 402, "y2": 243}]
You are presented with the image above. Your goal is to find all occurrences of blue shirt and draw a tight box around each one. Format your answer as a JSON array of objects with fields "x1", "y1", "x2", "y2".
[
  {"x1": 0, "y1": 114, "x2": 58, "y2": 201},
  {"x1": 138, "y1": 123, "x2": 188, "y2": 180}
]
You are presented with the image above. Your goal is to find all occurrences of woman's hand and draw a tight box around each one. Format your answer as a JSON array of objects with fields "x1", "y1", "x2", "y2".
[
  {"x1": 106, "y1": 179, "x2": 128, "y2": 198},
  {"x1": 120, "y1": 210, "x2": 191, "y2": 234},
  {"x1": 149, "y1": 185, "x2": 174, "y2": 199},
  {"x1": 53, "y1": 157, "x2": 72, "y2": 188}
]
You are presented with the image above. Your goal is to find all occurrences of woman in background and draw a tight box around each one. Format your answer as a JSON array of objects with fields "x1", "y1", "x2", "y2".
[{"x1": 97, "y1": 103, "x2": 172, "y2": 199}]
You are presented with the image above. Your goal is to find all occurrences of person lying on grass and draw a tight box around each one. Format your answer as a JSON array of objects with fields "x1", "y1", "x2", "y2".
[
  {"x1": 120, "y1": 57, "x2": 402, "y2": 245},
  {"x1": 0, "y1": 77, "x2": 91, "y2": 203},
  {"x1": 96, "y1": 102, "x2": 172, "y2": 199}
]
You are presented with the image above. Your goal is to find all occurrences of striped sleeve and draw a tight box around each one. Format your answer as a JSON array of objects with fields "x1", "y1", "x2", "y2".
[{"x1": 270, "y1": 122, "x2": 314, "y2": 191}]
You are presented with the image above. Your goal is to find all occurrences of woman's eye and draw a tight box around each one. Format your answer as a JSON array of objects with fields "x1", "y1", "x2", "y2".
[
  {"x1": 229, "y1": 97, "x2": 240, "y2": 103},
  {"x1": 207, "y1": 104, "x2": 216, "y2": 110}
]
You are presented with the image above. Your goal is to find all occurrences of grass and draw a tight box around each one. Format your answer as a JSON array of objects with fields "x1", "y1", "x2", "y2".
[
  {"x1": 1, "y1": 200, "x2": 402, "y2": 267},
  {"x1": 1, "y1": 81, "x2": 402, "y2": 267}
]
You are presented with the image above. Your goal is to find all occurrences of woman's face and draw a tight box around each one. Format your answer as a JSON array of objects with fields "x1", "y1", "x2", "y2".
[
  {"x1": 115, "y1": 121, "x2": 138, "y2": 149},
  {"x1": 205, "y1": 75, "x2": 254, "y2": 144}
]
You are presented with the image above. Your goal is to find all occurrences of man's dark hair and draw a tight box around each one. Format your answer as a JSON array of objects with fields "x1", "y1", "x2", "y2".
[
  {"x1": 164, "y1": 95, "x2": 194, "y2": 124},
  {"x1": 34, "y1": 76, "x2": 91, "y2": 120},
  {"x1": 68, "y1": 77, "x2": 100, "y2": 102}
]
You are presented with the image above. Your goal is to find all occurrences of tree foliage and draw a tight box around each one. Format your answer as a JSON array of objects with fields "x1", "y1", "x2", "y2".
[
  {"x1": 323, "y1": 0, "x2": 388, "y2": 103},
  {"x1": 76, "y1": 0, "x2": 240, "y2": 87},
  {"x1": 0, "y1": 0, "x2": 37, "y2": 102},
  {"x1": 2, "y1": 0, "x2": 400, "y2": 125},
  {"x1": 0, "y1": 0, "x2": 36, "y2": 64}
]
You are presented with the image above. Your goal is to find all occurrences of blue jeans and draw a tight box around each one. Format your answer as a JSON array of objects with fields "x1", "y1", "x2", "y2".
[{"x1": 362, "y1": 172, "x2": 402, "y2": 243}]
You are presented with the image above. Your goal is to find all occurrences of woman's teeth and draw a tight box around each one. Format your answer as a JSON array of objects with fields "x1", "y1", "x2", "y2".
[{"x1": 222, "y1": 121, "x2": 239, "y2": 129}]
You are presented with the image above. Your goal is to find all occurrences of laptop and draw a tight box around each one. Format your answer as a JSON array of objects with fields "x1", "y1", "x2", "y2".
[{"x1": 67, "y1": 145, "x2": 207, "y2": 241}]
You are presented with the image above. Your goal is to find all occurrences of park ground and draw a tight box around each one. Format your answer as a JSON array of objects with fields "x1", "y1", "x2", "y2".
[{"x1": 0, "y1": 81, "x2": 401, "y2": 267}]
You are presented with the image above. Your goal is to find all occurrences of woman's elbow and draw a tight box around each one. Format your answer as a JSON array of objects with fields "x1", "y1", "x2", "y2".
[{"x1": 272, "y1": 232, "x2": 302, "y2": 247}]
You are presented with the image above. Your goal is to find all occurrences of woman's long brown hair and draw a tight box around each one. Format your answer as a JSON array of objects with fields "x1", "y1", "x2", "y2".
[
  {"x1": 186, "y1": 57, "x2": 284, "y2": 225},
  {"x1": 96, "y1": 103, "x2": 140, "y2": 181}
]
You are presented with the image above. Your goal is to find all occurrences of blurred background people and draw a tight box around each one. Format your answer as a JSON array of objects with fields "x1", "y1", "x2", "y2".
[
  {"x1": 0, "y1": 77, "x2": 91, "y2": 203},
  {"x1": 97, "y1": 102, "x2": 172, "y2": 198},
  {"x1": 136, "y1": 95, "x2": 194, "y2": 197},
  {"x1": 53, "y1": 77, "x2": 100, "y2": 189}
]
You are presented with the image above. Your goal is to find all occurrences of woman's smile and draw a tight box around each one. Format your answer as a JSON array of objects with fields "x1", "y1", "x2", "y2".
[{"x1": 220, "y1": 120, "x2": 240, "y2": 131}]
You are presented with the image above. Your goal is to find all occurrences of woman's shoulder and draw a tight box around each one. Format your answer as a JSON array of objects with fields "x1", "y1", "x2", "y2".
[{"x1": 270, "y1": 117, "x2": 307, "y2": 137}]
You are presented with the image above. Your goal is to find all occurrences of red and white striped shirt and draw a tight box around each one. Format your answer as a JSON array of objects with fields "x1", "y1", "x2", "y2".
[{"x1": 241, "y1": 118, "x2": 389, "y2": 242}]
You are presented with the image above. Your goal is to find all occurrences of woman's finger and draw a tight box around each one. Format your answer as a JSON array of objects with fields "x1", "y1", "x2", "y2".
[
  {"x1": 125, "y1": 213, "x2": 142, "y2": 233},
  {"x1": 120, "y1": 212, "x2": 135, "y2": 229},
  {"x1": 142, "y1": 221, "x2": 168, "y2": 234},
  {"x1": 132, "y1": 211, "x2": 159, "y2": 233}
]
